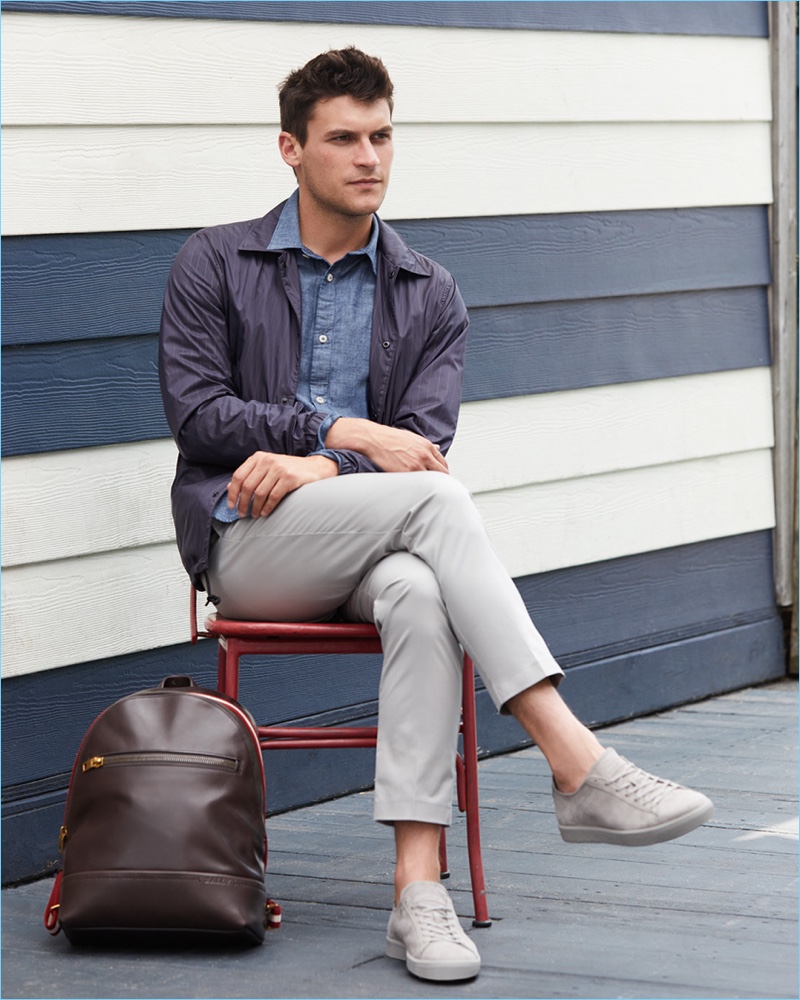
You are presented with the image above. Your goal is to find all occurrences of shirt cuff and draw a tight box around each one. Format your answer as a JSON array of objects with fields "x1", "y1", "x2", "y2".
[{"x1": 316, "y1": 412, "x2": 342, "y2": 450}]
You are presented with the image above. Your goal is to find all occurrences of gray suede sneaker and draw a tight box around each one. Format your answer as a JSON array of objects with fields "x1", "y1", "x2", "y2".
[
  {"x1": 553, "y1": 748, "x2": 714, "y2": 846},
  {"x1": 386, "y1": 881, "x2": 481, "y2": 981}
]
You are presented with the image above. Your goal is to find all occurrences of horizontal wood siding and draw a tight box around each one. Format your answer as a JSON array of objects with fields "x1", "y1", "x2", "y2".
[
  {"x1": 2, "y1": 531, "x2": 780, "y2": 789},
  {"x1": 0, "y1": 2, "x2": 770, "y2": 36},
  {"x1": 3, "y1": 17, "x2": 771, "y2": 125},
  {"x1": 0, "y1": 2, "x2": 782, "y2": 882},
  {"x1": 1, "y1": 284, "x2": 772, "y2": 456},
  {"x1": 1, "y1": 16, "x2": 772, "y2": 235},
  {"x1": 2, "y1": 448, "x2": 777, "y2": 674},
  {"x1": 3, "y1": 368, "x2": 775, "y2": 567},
  {"x1": 2, "y1": 532, "x2": 784, "y2": 884},
  {"x1": 2, "y1": 209, "x2": 771, "y2": 345},
  {"x1": 2, "y1": 122, "x2": 772, "y2": 235},
  {"x1": 3, "y1": 209, "x2": 773, "y2": 456}
]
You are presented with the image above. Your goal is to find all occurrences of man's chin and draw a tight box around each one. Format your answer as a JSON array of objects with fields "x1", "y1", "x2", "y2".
[{"x1": 347, "y1": 183, "x2": 386, "y2": 205}]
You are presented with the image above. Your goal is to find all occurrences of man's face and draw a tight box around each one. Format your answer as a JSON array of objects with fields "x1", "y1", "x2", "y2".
[{"x1": 280, "y1": 95, "x2": 394, "y2": 220}]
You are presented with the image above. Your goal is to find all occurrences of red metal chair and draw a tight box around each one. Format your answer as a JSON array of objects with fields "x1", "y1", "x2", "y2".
[{"x1": 191, "y1": 588, "x2": 491, "y2": 927}]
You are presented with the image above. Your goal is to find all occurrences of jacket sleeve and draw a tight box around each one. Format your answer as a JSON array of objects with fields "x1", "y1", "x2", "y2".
[
  {"x1": 387, "y1": 271, "x2": 468, "y2": 449},
  {"x1": 158, "y1": 231, "x2": 326, "y2": 468}
]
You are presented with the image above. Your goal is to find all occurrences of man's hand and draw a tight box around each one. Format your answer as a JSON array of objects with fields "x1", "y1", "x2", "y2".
[
  {"x1": 324, "y1": 418, "x2": 449, "y2": 474},
  {"x1": 226, "y1": 452, "x2": 338, "y2": 518}
]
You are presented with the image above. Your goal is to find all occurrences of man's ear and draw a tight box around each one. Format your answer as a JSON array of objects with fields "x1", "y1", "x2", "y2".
[{"x1": 278, "y1": 131, "x2": 302, "y2": 169}]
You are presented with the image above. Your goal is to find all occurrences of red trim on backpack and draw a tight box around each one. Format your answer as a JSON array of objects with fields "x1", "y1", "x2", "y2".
[{"x1": 44, "y1": 871, "x2": 63, "y2": 935}]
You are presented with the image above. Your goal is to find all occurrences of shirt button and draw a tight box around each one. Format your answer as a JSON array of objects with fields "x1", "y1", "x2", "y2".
[
  {"x1": 315, "y1": 395, "x2": 326, "y2": 404},
  {"x1": 319, "y1": 335, "x2": 328, "y2": 344},
  {"x1": 326, "y1": 274, "x2": 333, "y2": 282}
]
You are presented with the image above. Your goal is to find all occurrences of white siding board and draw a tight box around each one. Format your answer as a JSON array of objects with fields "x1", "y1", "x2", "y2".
[
  {"x1": 1, "y1": 449, "x2": 776, "y2": 678},
  {"x1": 1, "y1": 439, "x2": 178, "y2": 569},
  {"x1": 2, "y1": 122, "x2": 772, "y2": 235},
  {"x1": 475, "y1": 449, "x2": 775, "y2": 580},
  {"x1": 1, "y1": 15, "x2": 770, "y2": 126},
  {"x1": 447, "y1": 368, "x2": 775, "y2": 493},
  {"x1": 2, "y1": 369, "x2": 775, "y2": 568},
  {"x1": 1, "y1": 543, "x2": 189, "y2": 679}
]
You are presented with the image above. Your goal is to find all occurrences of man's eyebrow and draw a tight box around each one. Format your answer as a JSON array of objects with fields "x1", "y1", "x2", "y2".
[{"x1": 323, "y1": 124, "x2": 393, "y2": 137}]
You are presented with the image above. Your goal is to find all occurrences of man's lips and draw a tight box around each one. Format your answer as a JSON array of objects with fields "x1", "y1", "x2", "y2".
[{"x1": 349, "y1": 178, "x2": 382, "y2": 186}]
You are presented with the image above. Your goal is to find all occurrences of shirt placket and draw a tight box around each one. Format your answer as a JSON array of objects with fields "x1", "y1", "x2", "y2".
[{"x1": 309, "y1": 265, "x2": 335, "y2": 408}]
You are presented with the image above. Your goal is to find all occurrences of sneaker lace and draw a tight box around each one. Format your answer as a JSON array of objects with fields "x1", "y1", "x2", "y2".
[
  {"x1": 409, "y1": 901, "x2": 464, "y2": 945},
  {"x1": 603, "y1": 757, "x2": 680, "y2": 808}
]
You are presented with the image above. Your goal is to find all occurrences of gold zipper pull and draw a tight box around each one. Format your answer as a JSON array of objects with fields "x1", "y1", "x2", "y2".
[
  {"x1": 82, "y1": 756, "x2": 104, "y2": 772},
  {"x1": 58, "y1": 826, "x2": 68, "y2": 851}
]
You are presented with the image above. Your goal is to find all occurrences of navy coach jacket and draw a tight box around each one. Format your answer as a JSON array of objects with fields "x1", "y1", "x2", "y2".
[{"x1": 159, "y1": 200, "x2": 469, "y2": 589}]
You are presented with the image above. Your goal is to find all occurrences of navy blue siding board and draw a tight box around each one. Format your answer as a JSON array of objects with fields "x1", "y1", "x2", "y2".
[
  {"x1": 2, "y1": 285, "x2": 771, "y2": 455},
  {"x1": 474, "y1": 615, "x2": 786, "y2": 753},
  {"x1": 2, "y1": 530, "x2": 784, "y2": 881},
  {"x1": 2, "y1": 208, "x2": 770, "y2": 347},
  {"x1": 0, "y1": 1, "x2": 769, "y2": 36},
  {"x1": 463, "y1": 286, "x2": 770, "y2": 402},
  {"x1": 408, "y1": 208, "x2": 771, "y2": 311},
  {"x1": 2, "y1": 336, "x2": 170, "y2": 455},
  {"x1": 2, "y1": 230, "x2": 191, "y2": 346}
]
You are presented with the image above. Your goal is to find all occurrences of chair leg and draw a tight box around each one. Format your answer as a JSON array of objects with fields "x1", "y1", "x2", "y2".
[
  {"x1": 439, "y1": 827, "x2": 450, "y2": 880},
  {"x1": 461, "y1": 655, "x2": 491, "y2": 927},
  {"x1": 216, "y1": 641, "x2": 227, "y2": 693},
  {"x1": 218, "y1": 640, "x2": 240, "y2": 701}
]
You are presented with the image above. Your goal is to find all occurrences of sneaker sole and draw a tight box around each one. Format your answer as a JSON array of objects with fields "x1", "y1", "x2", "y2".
[
  {"x1": 386, "y1": 937, "x2": 481, "y2": 982},
  {"x1": 559, "y1": 800, "x2": 714, "y2": 847}
]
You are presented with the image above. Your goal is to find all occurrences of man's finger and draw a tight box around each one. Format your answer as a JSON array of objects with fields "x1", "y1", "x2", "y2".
[{"x1": 244, "y1": 464, "x2": 280, "y2": 517}]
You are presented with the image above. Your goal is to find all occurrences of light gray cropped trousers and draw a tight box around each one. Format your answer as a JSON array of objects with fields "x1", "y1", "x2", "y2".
[{"x1": 207, "y1": 471, "x2": 563, "y2": 827}]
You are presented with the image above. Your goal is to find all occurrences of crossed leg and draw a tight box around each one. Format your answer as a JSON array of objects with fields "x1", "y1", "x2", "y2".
[{"x1": 207, "y1": 471, "x2": 712, "y2": 980}]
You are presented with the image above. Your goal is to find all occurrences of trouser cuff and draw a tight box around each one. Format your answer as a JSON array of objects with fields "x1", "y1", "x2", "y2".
[{"x1": 374, "y1": 798, "x2": 453, "y2": 828}]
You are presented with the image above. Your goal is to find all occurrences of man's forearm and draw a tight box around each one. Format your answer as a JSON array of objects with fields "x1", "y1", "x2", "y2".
[{"x1": 325, "y1": 418, "x2": 448, "y2": 474}]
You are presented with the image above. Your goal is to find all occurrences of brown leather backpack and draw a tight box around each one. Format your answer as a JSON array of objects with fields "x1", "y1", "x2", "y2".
[{"x1": 44, "y1": 676, "x2": 280, "y2": 945}]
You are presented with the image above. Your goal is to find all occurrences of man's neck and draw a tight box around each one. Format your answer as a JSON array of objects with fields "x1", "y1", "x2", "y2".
[{"x1": 296, "y1": 196, "x2": 373, "y2": 264}]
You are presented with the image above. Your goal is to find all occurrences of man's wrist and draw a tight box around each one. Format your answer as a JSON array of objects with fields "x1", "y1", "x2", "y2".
[
  {"x1": 307, "y1": 453, "x2": 340, "y2": 477},
  {"x1": 323, "y1": 416, "x2": 371, "y2": 452}
]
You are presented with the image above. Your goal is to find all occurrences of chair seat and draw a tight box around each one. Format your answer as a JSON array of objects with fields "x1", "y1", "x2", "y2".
[{"x1": 205, "y1": 617, "x2": 382, "y2": 643}]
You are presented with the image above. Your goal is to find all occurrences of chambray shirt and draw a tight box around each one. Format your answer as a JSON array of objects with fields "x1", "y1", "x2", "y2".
[{"x1": 213, "y1": 191, "x2": 378, "y2": 521}]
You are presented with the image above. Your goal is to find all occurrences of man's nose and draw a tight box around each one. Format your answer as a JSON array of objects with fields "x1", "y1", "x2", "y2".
[{"x1": 354, "y1": 138, "x2": 380, "y2": 168}]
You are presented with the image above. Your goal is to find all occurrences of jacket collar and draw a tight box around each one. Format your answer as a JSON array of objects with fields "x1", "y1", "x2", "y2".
[{"x1": 237, "y1": 200, "x2": 431, "y2": 277}]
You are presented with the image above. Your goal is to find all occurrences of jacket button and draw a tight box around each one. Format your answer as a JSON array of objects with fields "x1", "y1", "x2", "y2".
[
  {"x1": 382, "y1": 341, "x2": 390, "y2": 349},
  {"x1": 281, "y1": 396, "x2": 288, "y2": 404}
]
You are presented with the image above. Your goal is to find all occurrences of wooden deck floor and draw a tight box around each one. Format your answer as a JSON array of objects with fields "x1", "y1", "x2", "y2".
[{"x1": 3, "y1": 679, "x2": 797, "y2": 999}]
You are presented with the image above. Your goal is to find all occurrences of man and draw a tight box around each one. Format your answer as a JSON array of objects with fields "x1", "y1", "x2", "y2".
[{"x1": 159, "y1": 47, "x2": 713, "y2": 983}]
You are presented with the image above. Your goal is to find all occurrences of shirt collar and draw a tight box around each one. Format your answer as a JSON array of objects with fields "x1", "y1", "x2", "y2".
[{"x1": 268, "y1": 189, "x2": 379, "y2": 273}]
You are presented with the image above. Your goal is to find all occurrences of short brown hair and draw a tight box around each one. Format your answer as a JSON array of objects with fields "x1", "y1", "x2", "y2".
[{"x1": 279, "y1": 47, "x2": 394, "y2": 145}]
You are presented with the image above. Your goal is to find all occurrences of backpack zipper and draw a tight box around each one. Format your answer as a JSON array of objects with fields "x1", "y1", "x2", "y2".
[
  {"x1": 81, "y1": 751, "x2": 238, "y2": 772},
  {"x1": 59, "y1": 689, "x2": 266, "y2": 861}
]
